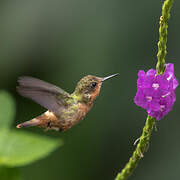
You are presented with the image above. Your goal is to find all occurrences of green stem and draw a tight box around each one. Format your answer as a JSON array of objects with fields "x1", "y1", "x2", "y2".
[
  {"x1": 114, "y1": 0, "x2": 173, "y2": 180},
  {"x1": 156, "y1": 0, "x2": 173, "y2": 74},
  {"x1": 115, "y1": 116, "x2": 155, "y2": 180}
]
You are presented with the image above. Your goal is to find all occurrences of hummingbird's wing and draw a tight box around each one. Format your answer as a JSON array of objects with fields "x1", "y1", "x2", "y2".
[{"x1": 17, "y1": 76, "x2": 71, "y2": 114}]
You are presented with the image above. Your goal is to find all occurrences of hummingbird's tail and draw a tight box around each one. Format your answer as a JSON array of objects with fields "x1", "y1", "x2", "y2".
[{"x1": 16, "y1": 118, "x2": 41, "y2": 128}]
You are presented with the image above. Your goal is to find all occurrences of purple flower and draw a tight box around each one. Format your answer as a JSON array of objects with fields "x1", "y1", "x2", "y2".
[{"x1": 134, "y1": 63, "x2": 178, "y2": 120}]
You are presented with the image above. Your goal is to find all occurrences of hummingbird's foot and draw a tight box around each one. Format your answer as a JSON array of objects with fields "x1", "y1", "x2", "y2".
[
  {"x1": 47, "y1": 121, "x2": 52, "y2": 128},
  {"x1": 44, "y1": 121, "x2": 52, "y2": 131},
  {"x1": 59, "y1": 128, "x2": 63, "y2": 132}
]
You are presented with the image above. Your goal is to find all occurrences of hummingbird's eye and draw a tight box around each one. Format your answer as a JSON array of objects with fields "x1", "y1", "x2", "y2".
[{"x1": 90, "y1": 82, "x2": 97, "y2": 89}]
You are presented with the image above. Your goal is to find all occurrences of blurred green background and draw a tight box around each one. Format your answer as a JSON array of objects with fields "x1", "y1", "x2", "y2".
[{"x1": 0, "y1": 0, "x2": 180, "y2": 179}]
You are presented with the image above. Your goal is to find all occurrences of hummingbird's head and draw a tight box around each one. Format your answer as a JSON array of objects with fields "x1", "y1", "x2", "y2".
[{"x1": 73, "y1": 73, "x2": 119, "y2": 104}]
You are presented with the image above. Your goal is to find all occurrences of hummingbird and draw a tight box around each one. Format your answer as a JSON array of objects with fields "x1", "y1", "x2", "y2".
[{"x1": 16, "y1": 73, "x2": 119, "y2": 132}]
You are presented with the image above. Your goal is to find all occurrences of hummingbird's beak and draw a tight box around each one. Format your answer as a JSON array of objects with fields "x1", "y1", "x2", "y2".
[{"x1": 101, "y1": 73, "x2": 119, "y2": 82}]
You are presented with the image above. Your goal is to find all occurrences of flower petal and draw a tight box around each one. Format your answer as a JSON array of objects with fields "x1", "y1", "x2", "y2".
[{"x1": 134, "y1": 63, "x2": 178, "y2": 120}]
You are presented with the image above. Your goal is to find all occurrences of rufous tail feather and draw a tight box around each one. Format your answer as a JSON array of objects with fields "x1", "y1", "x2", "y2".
[{"x1": 16, "y1": 118, "x2": 40, "y2": 128}]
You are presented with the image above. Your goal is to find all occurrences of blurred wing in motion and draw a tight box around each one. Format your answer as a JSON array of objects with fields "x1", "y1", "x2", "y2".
[{"x1": 17, "y1": 76, "x2": 71, "y2": 114}]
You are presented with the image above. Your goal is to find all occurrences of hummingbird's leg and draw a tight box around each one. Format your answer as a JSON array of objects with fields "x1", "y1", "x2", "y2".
[
  {"x1": 47, "y1": 121, "x2": 52, "y2": 128},
  {"x1": 44, "y1": 121, "x2": 52, "y2": 131},
  {"x1": 59, "y1": 128, "x2": 63, "y2": 132}
]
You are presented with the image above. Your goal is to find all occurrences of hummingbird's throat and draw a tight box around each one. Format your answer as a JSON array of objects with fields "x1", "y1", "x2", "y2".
[
  {"x1": 72, "y1": 88, "x2": 101, "y2": 104},
  {"x1": 87, "y1": 83, "x2": 102, "y2": 103}
]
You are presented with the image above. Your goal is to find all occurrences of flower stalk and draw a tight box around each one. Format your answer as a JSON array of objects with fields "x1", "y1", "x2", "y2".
[
  {"x1": 114, "y1": 0, "x2": 174, "y2": 180},
  {"x1": 115, "y1": 116, "x2": 155, "y2": 180},
  {"x1": 156, "y1": 0, "x2": 173, "y2": 74}
]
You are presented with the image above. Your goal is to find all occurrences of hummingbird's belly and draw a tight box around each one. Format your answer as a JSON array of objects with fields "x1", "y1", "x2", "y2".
[
  {"x1": 39, "y1": 103, "x2": 92, "y2": 131},
  {"x1": 59, "y1": 103, "x2": 92, "y2": 131}
]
